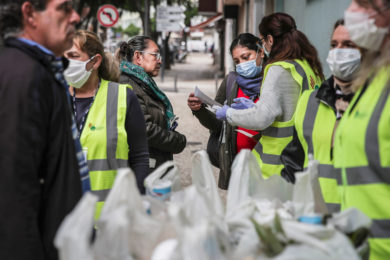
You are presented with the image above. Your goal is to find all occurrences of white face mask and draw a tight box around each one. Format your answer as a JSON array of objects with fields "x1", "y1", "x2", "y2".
[
  {"x1": 64, "y1": 55, "x2": 96, "y2": 88},
  {"x1": 344, "y1": 10, "x2": 389, "y2": 51},
  {"x1": 326, "y1": 48, "x2": 361, "y2": 82}
]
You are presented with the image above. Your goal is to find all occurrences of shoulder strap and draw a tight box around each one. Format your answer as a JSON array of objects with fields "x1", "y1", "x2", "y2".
[{"x1": 226, "y1": 71, "x2": 238, "y2": 100}]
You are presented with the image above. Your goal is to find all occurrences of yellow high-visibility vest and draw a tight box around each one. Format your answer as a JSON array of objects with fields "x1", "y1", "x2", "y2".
[
  {"x1": 252, "y1": 59, "x2": 322, "y2": 178},
  {"x1": 334, "y1": 67, "x2": 390, "y2": 260},
  {"x1": 294, "y1": 88, "x2": 340, "y2": 213},
  {"x1": 80, "y1": 79, "x2": 132, "y2": 219}
]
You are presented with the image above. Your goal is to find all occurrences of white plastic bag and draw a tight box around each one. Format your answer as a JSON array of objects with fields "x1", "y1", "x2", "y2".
[
  {"x1": 94, "y1": 205, "x2": 134, "y2": 260},
  {"x1": 93, "y1": 168, "x2": 141, "y2": 260},
  {"x1": 168, "y1": 190, "x2": 230, "y2": 259},
  {"x1": 95, "y1": 168, "x2": 167, "y2": 260},
  {"x1": 275, "y1": 220, "x2": 360, "y2": 259},
  {"x1": 225, "y1": 150, "x2": 292, "y2": 259},
  {"x1": 54, "y1": 193, "x2": 97, "y2": 260},
  {"x1": 293, "y1": 159, "x2": 328, "y2": 216},
  {"x1": 253, "y1": 175, "x2": 294, "y2": 203},
  {"x1": 226, "y1": 149, "x2": 263, "y2": 215},
  {"x1": 178, "y1": 220, "x2": 230, "y2": 260},
  {"x1": 144, "y1": 161, "x2": 181, "y2": 201},
  {"x1": 151, "y1": 239, "x2": 179, "y2": 260},
  {"x1": 170, "y1": 186, "x2": 210, "y2": 226},
  {"x1": 327, "y1": 208, "x2": 371, "y2": 233},
  {"x1": 191, "y1": 150, "x2": 224, "y2": 219}
]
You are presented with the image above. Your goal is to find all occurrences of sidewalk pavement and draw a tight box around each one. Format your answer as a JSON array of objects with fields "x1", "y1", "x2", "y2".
[
  {"x1": 154, "y1": 52, "x2": 222, "y2": 97},
  {"x1": 154, "y1": 53, "x2": 226, "y2": 199}
]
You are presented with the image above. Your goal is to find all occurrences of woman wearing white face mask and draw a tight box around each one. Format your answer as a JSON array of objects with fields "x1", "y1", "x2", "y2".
[
  {"x1": 187, "y1": 33, "x2": 265, "y2": 189},
  {"x1": 64, "y1": 30, "x2": 149, "y2": 219},
  {"x1": 280, "y1": 19, "x2": 363, "y2": 214},
  {"x1": 333, "y1": 0, "x2": 390, "y2": 258}
]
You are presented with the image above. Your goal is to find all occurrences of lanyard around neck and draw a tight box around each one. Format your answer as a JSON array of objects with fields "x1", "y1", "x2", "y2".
[{"x1": 72, "y1": 84, "x2": 100, "y2": 137}]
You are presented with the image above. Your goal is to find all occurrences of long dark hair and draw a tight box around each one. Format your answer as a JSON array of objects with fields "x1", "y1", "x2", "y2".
[{"x1": 259, "y1": 12, "x2": 324, "y2": 80}]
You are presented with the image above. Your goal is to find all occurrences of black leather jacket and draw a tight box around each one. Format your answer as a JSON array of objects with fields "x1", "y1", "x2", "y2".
[{"x1": 119, "y1": 73, "x2": 186, "y2": 172}]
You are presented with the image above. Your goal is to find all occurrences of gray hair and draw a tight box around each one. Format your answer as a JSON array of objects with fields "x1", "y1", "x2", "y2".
[
  {"x1": 117, "y1": 35, "x2": 152, "y2": 62},
  {"x1": 0, "y1": 0, "x2": 47, "y2": 39}
]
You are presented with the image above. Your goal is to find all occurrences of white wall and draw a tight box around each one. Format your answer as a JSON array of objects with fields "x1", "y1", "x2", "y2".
[
  {"x1": 250, "y1": 0, "x2": 265, "y2": 36},
  {"x1": 225, "y1": 18, "x2": 236, "y2": 75},
  {"x1": 278, "y1": 0, "x2": 351, "y2": 77}
]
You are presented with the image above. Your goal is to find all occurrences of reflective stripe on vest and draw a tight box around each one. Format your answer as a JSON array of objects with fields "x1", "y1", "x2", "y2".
[
  {"x1": 80, "y1": 80, "x2": 131, "y2": 218},
  {"x1": 295, "y1": 90, "x2": 340, "y2": 212},
  {"x1": 334, "y1": 67, "x2": 390, "y2": 259},
  {"x1": 253, "y1": 59, "x2": 322, "y2": 178}
]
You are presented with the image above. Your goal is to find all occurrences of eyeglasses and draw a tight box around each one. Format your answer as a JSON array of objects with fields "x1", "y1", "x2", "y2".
[{"x1": 140, "y1": 51, "x2": 162, "y2": 61}]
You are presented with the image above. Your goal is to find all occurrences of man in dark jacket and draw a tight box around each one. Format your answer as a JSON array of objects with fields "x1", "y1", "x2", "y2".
[{"x1": 0, "y1": 1, "x2": 83, "y2": 259}]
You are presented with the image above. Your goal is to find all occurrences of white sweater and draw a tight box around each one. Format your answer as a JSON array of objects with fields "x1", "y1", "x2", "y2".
[{"x1": 226, "y1": 65, "x2": 301, "y2": 130}]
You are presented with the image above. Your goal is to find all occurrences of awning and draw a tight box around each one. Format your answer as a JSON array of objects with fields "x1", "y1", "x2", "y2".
[{"x1": 189, "y1": 13, "x2": 223, "y2": 32}]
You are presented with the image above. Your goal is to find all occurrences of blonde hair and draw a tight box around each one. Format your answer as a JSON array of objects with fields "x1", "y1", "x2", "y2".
[
  {"x1": 351, "y1": 41, "x2": 390, "y2": 92},
  {"x1": 104, "y1": 52, "x2": 120, "y2": 82},
  {"x1": 73, "y1": 30, "x2": 120, "y2": 82}
]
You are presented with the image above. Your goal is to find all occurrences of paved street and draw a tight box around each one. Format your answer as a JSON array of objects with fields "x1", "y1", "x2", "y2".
[{"x1": 154, "y1": 53, "x2": 225, "y2": 197}]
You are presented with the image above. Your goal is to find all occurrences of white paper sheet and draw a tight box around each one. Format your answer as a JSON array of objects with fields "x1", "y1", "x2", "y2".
[{"x1": 194, "y1": 86, "x2": 222, "y2": 108}]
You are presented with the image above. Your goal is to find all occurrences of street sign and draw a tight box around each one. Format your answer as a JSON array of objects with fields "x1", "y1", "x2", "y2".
[
  {"x1": 166, "y1": 6, "x2": 186, "y2": 12},
  {"x1": 156, "y1": 20, "x2": 185, "y2": 32},
  {"x1": 168, "y1": 13, "x2": 186, "y2": 20},
  {"x1": 156, "y1": 5, "x2": 186, "y2": 32},
  {"x1": 157, "y1": 6, "x2": 185, "y2": 20},
  {"x1": 97, "y1": 4, "x2": 119, "y2": 27}
]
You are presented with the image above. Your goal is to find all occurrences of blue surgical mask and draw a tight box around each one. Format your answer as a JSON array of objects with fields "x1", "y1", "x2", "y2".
[{"x1": 236, "y1": 50, "x2": 262, "y2": 78}]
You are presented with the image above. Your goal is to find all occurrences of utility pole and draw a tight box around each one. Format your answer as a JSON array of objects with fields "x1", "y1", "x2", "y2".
[{"x1": 144, "y1": 0, "x2": 150, "y2": 36}]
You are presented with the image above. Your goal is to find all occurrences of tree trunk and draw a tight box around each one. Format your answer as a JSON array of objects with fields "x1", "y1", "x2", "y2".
[
  {"x1": 144, "y1": 0, "x2": 150, "y2": 36},
  {"x1": 163, "y1": 32, "x2": 172, "y2": 70},
  {"x1": 92, "y1": 17, "x2": 99, "y2": 33}
]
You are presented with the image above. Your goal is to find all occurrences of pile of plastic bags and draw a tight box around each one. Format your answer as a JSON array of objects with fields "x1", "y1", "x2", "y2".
[{"x1": 54, "y1": 150, "x2": 370, "y2": 260}]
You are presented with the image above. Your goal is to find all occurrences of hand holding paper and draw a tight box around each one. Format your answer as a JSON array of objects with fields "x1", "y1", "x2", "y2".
[
  {"x1": 187, "y1": 93, "x2": 203, "y2": 111},
  {"x1": 194, "y1": 86, "x2": 222, "y2": 107}
]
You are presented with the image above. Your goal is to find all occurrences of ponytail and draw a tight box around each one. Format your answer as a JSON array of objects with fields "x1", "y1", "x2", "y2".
[
  {"x1": 99, "y1": 52, "x2": 120, "y2": 82},
  {"x1": 117, "y1": 35, "x2": 151, "y2": 62}
]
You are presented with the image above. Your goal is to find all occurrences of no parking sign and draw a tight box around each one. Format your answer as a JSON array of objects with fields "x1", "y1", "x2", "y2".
[{"x1": 97, "y1": 4, "x2": 119, "y2": 27}]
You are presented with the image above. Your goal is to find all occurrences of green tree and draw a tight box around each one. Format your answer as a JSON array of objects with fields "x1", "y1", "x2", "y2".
[
  {"x1": 123, "y1": 24, "x2": 141, "y2": 37},
  {"x1": 74, "y1": 0, "x2": 199, "y2": 69}
]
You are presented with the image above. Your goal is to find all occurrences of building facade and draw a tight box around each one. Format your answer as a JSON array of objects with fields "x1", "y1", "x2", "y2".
[{"x1": 199, "y1": 0, "x2": 351, "y2": 76}]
